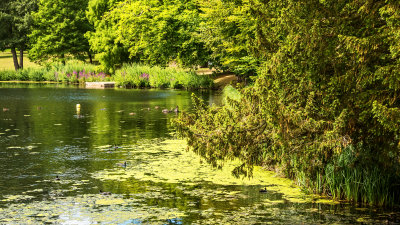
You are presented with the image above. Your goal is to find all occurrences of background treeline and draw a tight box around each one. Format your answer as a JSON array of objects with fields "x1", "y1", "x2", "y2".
[
  {"x1": 175, "y1": 0, "x2": 400, "y2": 206},
  {"x1": 0, "y1": 0, "x2": 259, "y2": 79}
]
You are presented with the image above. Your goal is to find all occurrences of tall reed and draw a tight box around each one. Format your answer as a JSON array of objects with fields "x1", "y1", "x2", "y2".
[
  {"x1": 323, "y1": 145, "x2": 397, "y2": 205},
  {"x1": 114, "y1": 63, "x2": 213, "y2": 89}
]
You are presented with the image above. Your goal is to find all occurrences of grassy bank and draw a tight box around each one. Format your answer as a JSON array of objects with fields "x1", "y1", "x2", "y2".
[
  {"x1": 0, "y1": 61, "x2": 108, "y2": 82},
  {"x1": 0, "y1": 61, "x2": 214, "y2": 89},
  {"x1": 0, "y1": 50, "x2": 39, "y2": 70}
]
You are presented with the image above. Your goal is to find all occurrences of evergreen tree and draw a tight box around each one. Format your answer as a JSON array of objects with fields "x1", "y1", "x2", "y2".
[{"x1": 175, "y1": 0, "x2": 400, "y2": 205}]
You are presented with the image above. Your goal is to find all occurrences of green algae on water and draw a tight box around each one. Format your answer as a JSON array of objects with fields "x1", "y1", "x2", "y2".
[
  {"x1": 91, "y1": 139, "x2": 335, "y2": 205},
  {"x1": 0, "y1": 194, "x2": 186, "y2": 224}
]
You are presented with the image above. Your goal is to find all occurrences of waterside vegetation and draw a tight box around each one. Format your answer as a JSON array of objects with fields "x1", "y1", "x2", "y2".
[
  {"x1": 174, "y1": 0, "x2": 400, "y2": 206},
  {"x1": 0, "y1": 61, "x2": 213, "y2": 89},
  {"x1": 114, "y1": 64, "x2": 213, "y2": 89}
]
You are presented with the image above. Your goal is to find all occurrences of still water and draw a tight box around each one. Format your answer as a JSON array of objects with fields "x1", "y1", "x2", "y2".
[{"x1": 0, "y1": 83, "x2": 399, "y2": 224}]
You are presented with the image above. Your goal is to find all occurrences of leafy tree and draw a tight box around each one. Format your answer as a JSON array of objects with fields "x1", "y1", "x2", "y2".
[
  {"x1": 0, "y1": 0, "x2": 37, "y2": 71},
  {"x1": 29, "y1": 0, "x2": 93, "y2": 64},
  {"x1": 175, "y1": 0, "x2": 400, "y2": 205},
  {"x1": 197, "y1": 0, "x2": 259, "y2": 78},
  {"x1": 87, "y1": 0, "x2": 209, "y2": 73},
  {"x1": 85, "y1": 0, "x2": 129, "y2": 73}
]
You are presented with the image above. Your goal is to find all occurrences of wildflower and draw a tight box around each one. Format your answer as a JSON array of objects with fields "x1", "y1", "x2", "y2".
[{"x1": 140, "y1": 73, "x2": 150, "y2": 80}]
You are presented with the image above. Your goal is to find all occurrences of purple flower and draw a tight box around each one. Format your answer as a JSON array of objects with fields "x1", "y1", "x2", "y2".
[
  {"x1": 97, "y1": 72, "x2": 105, "y2": 79},
  {"x1": 73, "y1": 71, "x2": 77, "y2": 75},
  {"x1": 140, "y1": 73, "x2": 149, "y2": 80}
]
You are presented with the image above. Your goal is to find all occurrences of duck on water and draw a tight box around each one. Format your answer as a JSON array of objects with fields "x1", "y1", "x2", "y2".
[{"x1": 162, "y1": 106, "x2": 179, "y2": 114}]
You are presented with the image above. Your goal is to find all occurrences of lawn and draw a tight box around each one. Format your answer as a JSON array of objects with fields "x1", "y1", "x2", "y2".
[{"x1": 0, "y1": 50, "x2": 40, "y2": 70}]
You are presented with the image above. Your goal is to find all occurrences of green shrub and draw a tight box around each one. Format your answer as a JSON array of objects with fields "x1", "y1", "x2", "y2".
[{"x1": 0, "y1": 70, "x2": 17, "y2": 81}]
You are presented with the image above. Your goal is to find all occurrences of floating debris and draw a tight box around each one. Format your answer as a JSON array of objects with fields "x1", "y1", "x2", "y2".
[
  {"x1": 116, "y1": 161, "x2": 127, "y2": 168},
  {"x1": 1, "y1": 195, "x2": 34, "y2": 202},
  {"x1": 99, "y1": 190, "x2": 112, "y2": 196}
]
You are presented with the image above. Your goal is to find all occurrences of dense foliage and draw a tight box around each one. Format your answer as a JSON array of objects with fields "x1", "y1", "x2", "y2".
[
  {"x1": 29, "y1": 0, "x2": 93, "y2": 64},
  {"x1": 175, "y1": 0, "x2": 400, "y2": 205},
  {"x1": 85, "y1": 0, "x2": 129, "y2": 73},
  {"x1": 86, "y1": 0, "x2": 210, "y2": 73},
  {"x1": 197, "y1": 0, "x2": 259, "y2": 77},
  {"x1": 2, "y1": 0, "x2": 265, "y2": 77}
]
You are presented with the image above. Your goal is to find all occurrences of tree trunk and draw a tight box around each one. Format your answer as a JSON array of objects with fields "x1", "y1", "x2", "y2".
[
  {"x1": 60, "y1": 53, "x2": 65, "y2": 65},
  {"x1": 88, "y1": 52, "x2": 93, "y2": 64},
  {"x1": 11, "y1": 47, "x2": 20, "y2": 71},
  {"x1": 19, "y1": 48, "x2": 24, "y2": 69}
]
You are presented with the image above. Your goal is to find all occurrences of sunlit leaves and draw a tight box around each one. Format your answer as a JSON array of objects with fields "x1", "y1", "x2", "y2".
[
  {"x1": 86, "y1": 0, "x2": 209, "y2": 72},
  {"x1": 29, "y1": 0, "x2": 92, "y2": 64}
]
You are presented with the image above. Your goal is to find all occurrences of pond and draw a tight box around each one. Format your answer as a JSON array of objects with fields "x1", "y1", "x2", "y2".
[{"x1": 0, "y1": 83, "x2": 399, "y2": 224}]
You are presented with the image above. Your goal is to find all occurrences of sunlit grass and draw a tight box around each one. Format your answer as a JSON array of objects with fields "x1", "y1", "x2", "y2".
[{"x1": 0, "y1": 50, "x2": 40, "y2": 70}]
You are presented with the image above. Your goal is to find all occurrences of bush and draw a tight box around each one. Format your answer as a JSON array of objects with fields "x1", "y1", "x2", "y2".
[{"x1": 0, "y1": 70, "x2": 17, "y2": 81}]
